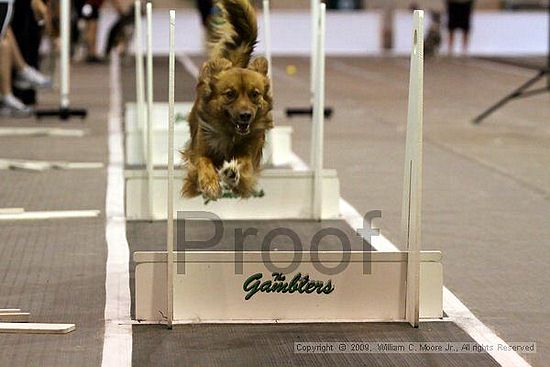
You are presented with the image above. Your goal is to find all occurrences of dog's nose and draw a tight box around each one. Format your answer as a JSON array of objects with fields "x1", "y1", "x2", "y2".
[{"x1": 239, "y1": 112, "x2": 252, "y2": 122}]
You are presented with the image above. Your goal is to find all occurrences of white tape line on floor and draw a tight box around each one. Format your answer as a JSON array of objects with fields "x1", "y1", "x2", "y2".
[
  {"x1": 288, "y1": 151, "x2": 531, "y2": 367},
  {"x1": 101, "y1": 52, "x2": 132, "y2": 367}
]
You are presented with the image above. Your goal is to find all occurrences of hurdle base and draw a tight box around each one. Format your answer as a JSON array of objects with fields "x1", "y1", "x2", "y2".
[
  {"x1": 35, "y1": 107, "x2": 88, "y2": 121},
  {"x1": 285, "y1": 106, "x2": 334, "y2": 119},
  {"x1": 125, "y1": 168, "x2": 341, "y2": 221},
  {"x1": 134, "y1": 251, "x2": 443, "y2": 323}
]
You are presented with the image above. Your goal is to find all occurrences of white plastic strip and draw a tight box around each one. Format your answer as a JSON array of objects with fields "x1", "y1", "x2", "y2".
[
  {"x1": 0, "y1": 159, "x2": 103, "y2": 171},
  {"x1": 311, "y1": 4, "x2": 325, "y2": 220},
  {"x1": 262, "y1": 0, "x2": 272, "y2": 81},
  {"x1": 145, "y1": 2, "x2": 154, "y2": 220},
  {"x1": 134, "y1": 0, "x2": 146, "y2": 163},
  {"x1": 60, "y1": 0, "x2": 70, "y2": 108},
  {"x1": 0, "y1": 127, "x2": 86, "y2": 137},
  {"x1": 0, "y1": 210, "x2": 100, "y2": 221},
  {"x1": 0, "y1": 208, "x2": 24, "y2": 215},
  {"x1": 403, "y1": 9, "x2": 424, "y2": 328},
  {"x1": 310, "y1": 0, "x2": 319, "y2": 103},
  {"x1": 166, "y1": 9, "x2": 176, "y2": 329}
]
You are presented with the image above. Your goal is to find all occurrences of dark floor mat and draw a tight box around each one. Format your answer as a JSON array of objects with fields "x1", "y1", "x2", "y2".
[{"x1": 132, "y1": 322, "x2": 500, "y2": 367}]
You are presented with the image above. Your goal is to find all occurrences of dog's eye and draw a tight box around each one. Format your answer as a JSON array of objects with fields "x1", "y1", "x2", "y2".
[
  {"x1": 250, "y1": 89, "x2": 260, "y2": 99},
  {"x1": 224, "y1": 90, "x2": 236, "y2": 99}
]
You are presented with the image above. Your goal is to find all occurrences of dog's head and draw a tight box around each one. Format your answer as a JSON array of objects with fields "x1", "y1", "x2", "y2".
[{"x1": 197, "y1": 57, "x2": 273, "y2": 136}]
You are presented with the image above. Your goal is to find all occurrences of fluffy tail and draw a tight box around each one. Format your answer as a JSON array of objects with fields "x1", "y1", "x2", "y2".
[{"x1": 208, "y1": 0, "x2": 258, "y2": 67}]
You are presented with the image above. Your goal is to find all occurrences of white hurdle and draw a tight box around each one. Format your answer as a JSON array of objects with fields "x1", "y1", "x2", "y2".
[
  {"x1": 145, "y1": 2, "x2": 155, "y2": 220},
  {"x1": 262, "y1": 0, "x2": 272, "y2": 81},
  {"x1": 402, "y1": 10, "x2": 424, "y2": 328},
  {"x1": 134, "y1": 0, "x2": 146, "y2": 168},
  {"x1": 166, "y1": 9, "x2": 176, "y2": 329},
  {"x1": 309, "y1": 0, "x2": 321, "y2": 169},
  {"x1": 133, "y1": 9, "x2": 441, "y2": 327},
  {"x1": 310, "y1": 0, "x2": 320, "y2": 107},
  {"x1": 311, "y1": 3, "x2": 326, "y2": 220}
]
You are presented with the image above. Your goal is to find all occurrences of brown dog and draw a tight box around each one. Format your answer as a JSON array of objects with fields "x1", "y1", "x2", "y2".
[{"x1": 182, "y1": 0, "x2": 273, "y2": 200}]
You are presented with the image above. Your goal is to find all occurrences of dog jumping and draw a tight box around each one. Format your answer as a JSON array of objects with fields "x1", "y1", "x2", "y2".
[{"x1": 182, "y1": 0, "x2": 273, "y2": 201}]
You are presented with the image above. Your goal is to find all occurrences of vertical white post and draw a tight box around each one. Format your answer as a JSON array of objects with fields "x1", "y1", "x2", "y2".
[
  {"x1": 309, "y1": 0, "x2": 320, "y2": 167},
  {"x1": 402, "y1": 10, "x2": 424, "y2": 328},
  {"x1": 262, "y1": 0, "x2": 272, "y2": 81},
  {"x1": 310, "y1": 0, "x2": 319, "y2": 104},
  {"x1": 311, "y1": 4, "x2": 326, "y2": 221},
  {"x1": 60, "y1": 0, "x2": 70, "y2": 108},
  {"x1": 134, "y1": 1, "x2": 146, "y2": 161},
  {"x1": 166, "y1": 9, "x2": 176, "y2": 329},
  {"x1": 146, "y1": 2, "x2": 154, "y2": 220}
]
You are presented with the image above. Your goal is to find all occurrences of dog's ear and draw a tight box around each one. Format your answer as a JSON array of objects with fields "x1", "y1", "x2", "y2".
[
  {"x1": 248, "y1": 57, "x2": 269, "y2": 76},
  {"x1": 198, "y1": 58, "x2": 232, "y2": 98}
]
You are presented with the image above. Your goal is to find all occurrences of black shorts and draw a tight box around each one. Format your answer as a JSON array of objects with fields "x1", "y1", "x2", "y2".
[{"x1": 447, "y1": 1, "x2": 474, "y2": 32}]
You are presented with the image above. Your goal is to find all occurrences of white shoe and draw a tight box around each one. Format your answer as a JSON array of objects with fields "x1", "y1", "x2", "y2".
[
  {"x1": 15, "y1": 66, "x2": 52, "y2": 89},
  {"x1": 0, "y1": 94, "x2": 33, "y2": 117}
]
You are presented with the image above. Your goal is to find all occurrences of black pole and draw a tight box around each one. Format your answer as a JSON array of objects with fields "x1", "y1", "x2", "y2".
[{"x1": 473, "y1": 1, "x2": 550, "y2": 124}]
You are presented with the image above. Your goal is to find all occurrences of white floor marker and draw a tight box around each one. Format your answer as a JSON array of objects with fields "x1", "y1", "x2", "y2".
[
  {"x1": 0, "y1": 323, "x2": 75, "y2": 334},
  {"x1": 0, "y1": 159, "x2": 103, "y2": 171},
  {"x1": 0, "y1": 210, "x2": 100, "y2": 221},
  {"x1": 0, "y1": 127, "x2": 87, "y2": 137}
]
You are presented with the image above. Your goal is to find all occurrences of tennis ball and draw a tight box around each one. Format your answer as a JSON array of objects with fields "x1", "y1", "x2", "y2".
[{"x1": 286, "y1": 65, "x2": 297, "y2": 75}]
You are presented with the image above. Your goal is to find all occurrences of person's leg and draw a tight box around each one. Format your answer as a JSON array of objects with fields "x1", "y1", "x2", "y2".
[
  {"x1": 448, "y1": 30, "x2": 455, "y2": 55},
  {"x1": 0, "y1": 35, "x2": 12, "y2": 95},
  {"x1": 6, "y1": 28, "x2": 25, "y2": 70},
  {"x1": 0, "y1": 34, "x2": 32, "y2": 116},
  {"x1": 5, "y1": 28, "x2": 51, "y2": 88},
  {"x1": 462, "y1": 30, "x2": 470, "y2": 54},
  {"x1": 81, "y1": 0, "x2": 104, "y2": 62},
  {"x1": 85, "y1": 18, "x2": 98, "y2": 56}
]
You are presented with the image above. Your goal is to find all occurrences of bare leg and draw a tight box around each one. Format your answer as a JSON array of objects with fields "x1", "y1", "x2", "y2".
[
  {"x1": 448, "y1": 30, "x2": 455, "y2": 55},
  {"x1": 86, "y1": 19, "x2": 98, "y2": 57},
  {"x1": 462, "y1": 30, "x2": 470, "y2": 55},
  {"x1": 0, "y1": 36, "x2": 13, "y2": 96},
  {"x1": 6, "y1": 28, "x2": 27, "y2": 71},
  {"x1": 0, "y1": 34, "x2": 32, "y2": 115}
]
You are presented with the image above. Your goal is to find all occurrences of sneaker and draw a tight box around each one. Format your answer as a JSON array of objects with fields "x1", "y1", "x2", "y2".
[
  {"x1": 15, "y1": 66, "x2": 52, "y2": 89},
  {"x1": 0, "y1": 94, "x2": 33, "y2": 117}
]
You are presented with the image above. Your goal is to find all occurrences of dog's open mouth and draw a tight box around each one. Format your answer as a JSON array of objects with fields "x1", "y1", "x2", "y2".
[{"x1": 234, "y1": 121, "x2": 251, "y2": 135}]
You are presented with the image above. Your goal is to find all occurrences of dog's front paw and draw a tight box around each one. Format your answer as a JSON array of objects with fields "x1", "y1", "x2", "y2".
[
  {"x1": 199, "y1": 170, "x2": 222, "y2": 200},
  {"x1": 218, "y1": 159, "x2": 240, "y2": 189}
]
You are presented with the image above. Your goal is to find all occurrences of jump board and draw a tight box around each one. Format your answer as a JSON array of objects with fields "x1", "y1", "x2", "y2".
[{"x1": 127, "y1": 219, "x2": 372, "y2": 319}]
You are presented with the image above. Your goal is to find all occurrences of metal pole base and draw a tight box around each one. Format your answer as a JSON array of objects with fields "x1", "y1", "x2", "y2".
[
  {"x1": 285, "y1": 106, "x2": 334, "y2": 119},
  {"x1": 35, "y1": 107, "x2": 88, "y2": 121}
]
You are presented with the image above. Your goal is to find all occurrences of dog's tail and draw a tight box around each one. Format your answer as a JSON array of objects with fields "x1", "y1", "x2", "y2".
[{"x1": 208, "y1": 0, "x2": 258, "y2": 68}]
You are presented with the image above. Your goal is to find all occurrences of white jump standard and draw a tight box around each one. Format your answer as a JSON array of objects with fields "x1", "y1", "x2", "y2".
[
  {"x1": 35, "y1": 0, "x2": 87, "y2": 120},
  {"x1": 133, "y1": 9, "x2": 441, "y2": 327}
]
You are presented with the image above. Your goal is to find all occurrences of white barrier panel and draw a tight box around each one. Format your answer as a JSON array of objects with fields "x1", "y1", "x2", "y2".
[
  {"x1": 125, "y1": 169, "x2": 340, "y2": 220},
  {"x1": 125, "y1": 103, "x2": 294, "y2": 167},
  {"x1": 134, "y1": 251, "x2": 443, "y2": 322},
  {"x1": 393, "y1": 11, "x2": 549, "y2": 56},
  {"x1": 119, "y1": 11, "x2": 382, "y2": 56}
]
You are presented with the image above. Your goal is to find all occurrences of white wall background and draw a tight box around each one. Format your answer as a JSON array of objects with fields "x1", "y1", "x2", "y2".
[{"x1": 98, "y1": 9, "x2": 549, "y2": 56}]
